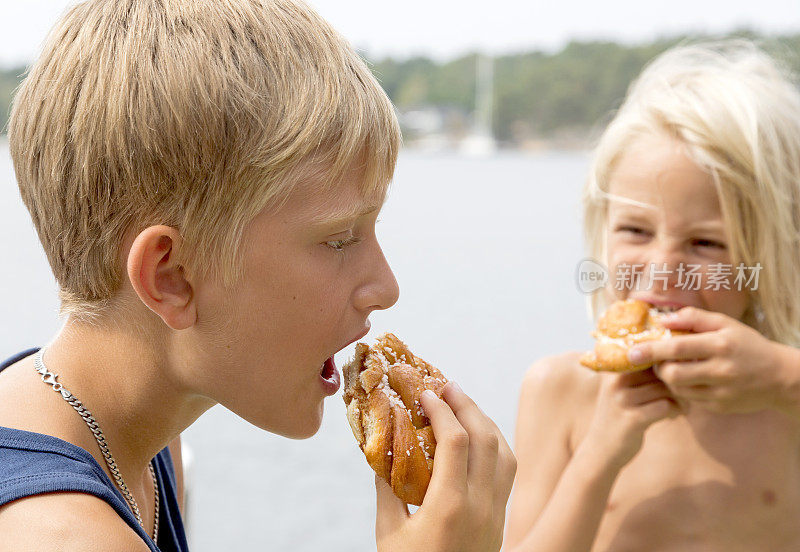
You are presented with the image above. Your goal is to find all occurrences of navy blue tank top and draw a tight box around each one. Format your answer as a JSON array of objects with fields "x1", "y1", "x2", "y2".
[{"x1": 0, "y1": 348, "x2": 189, "y2": 551}]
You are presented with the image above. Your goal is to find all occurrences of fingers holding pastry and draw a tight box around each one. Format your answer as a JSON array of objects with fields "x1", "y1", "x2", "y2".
[
  {"x1": 428, "y1": 381, "x2": 516, "y2": 537},
  {"x1": 441, "y1": 383, "x2": 511, "y2": 497},
  {"x1": 658, "y1": 306, "x2": 729, "y2": 333},
  {"x1": 443, "y1": 384, "x2": 500, "y2": 487},
  {"x1": 362, "y1": 336, "x2": 515, "y2": 552},
  {"x1": 628, "y1": 331, "x2": 719, "y2": 367},
  {"x1": 581, "y1": 299, "x2": 692, "y2": 373},
  {"x1": 418, "y1": 381, "x2": 514, "y2": 552},
  {"x1": 654, "y1": 358, "x2": 714, "y2": 383},
  {"x1": 418, "y1": 387, "x2": 470, "y2": 499},
  {"x1": 586, "y1": 369, "x2": 682, "y2": 468}
]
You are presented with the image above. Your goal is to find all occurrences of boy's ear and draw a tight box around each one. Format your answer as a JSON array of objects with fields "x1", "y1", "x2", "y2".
[{"x1": 126, "y1": 225, "x2": 196, "y2": 330}]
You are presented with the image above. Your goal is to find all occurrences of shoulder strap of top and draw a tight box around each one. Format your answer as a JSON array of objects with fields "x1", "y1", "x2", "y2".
[
  {"x1": 0, "y1": 426, "x2": 161, "y2": 550},
  {"x1": 0, "y1": 347, "x2": 39, "y2": 373}
]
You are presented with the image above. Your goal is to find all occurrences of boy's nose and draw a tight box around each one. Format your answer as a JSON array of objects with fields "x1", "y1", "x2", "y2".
[
  {"x1": 642, "y1": 243, "x2": 687, "y2": 290},
  {"x1": 354, "y1": 245, "x2": 400, "y2": 313},
  {"x1": 641, "y1": 261, "x2": 683, "y2": 291}
]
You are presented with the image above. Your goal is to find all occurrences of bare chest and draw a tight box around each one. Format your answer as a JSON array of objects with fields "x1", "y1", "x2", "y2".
[{"x1": 581, "y1": 410, "x2": 800, "y2": 551}]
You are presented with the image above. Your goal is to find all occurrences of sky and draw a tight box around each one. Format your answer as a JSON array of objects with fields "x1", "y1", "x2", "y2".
[{"x1": 1, "y1": 0, "x2": 799, "y2": 67}]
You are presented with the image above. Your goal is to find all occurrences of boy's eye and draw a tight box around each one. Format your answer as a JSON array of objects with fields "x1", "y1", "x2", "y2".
[
  {"x1": 692, "y1": 238, "x2": 726, "y2": 249},
  {"x1": 325, "y1": 236, "x2": 363, "y2": 252},
  {"x1": 617, "y1": 225, "x2": 650, "y2": 236}
]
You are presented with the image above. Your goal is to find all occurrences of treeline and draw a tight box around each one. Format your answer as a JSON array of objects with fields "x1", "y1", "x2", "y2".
[
  {"x1": 372, "y1": 31, "x2": 800, "y2": 144},
  {"x1": 2, "y1": 31, "x2": 799, "y2": 143},
  {"x1": 0, "y1": 67, "x2": 24, "y2": 134}
]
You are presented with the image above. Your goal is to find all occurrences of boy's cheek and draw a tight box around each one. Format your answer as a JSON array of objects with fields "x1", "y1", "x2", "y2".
[
  {"x1": 703, "y1": 287, "x2": 750, "y2": 322},
  {"x1": 607, "y1": 252, "x2": 644, "y2": 285}
]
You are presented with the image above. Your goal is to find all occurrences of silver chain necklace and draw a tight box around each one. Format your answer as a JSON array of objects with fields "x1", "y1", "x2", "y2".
[{"x1": 34, "y1": 348, "x2": 159, "y2": 542}]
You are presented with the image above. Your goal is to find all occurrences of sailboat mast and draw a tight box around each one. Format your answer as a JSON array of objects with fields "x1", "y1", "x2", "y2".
[{"x1": 476, "y1": 53, "x2": 494, "y2": 137}]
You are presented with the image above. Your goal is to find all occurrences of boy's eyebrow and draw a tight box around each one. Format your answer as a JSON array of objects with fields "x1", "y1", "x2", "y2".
[
  {"x1": 611, "y1": 207, "x2": 727, "y2": 233},
  {"x1": 685, "y1": 221, "x2": 727, "y2": 233},
  {"x1": 606, "y1": 194, "x2": 658, "y2": 211},
  {"x1": 309, "y1": 202, "x2": 383, "y2": 225}
]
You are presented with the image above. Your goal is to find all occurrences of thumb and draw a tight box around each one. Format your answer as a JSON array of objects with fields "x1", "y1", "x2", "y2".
[{"x1": 375, "y1": 474, "x2": 408, "y2": 540}]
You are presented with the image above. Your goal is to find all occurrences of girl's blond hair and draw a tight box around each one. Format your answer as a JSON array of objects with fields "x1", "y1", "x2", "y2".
[
  {"x1": 9, "y1": 0, "x2": 400, "y2": 323},
  {"x1": 583, "y1": 40, "x2": 800, "y2": 345}
]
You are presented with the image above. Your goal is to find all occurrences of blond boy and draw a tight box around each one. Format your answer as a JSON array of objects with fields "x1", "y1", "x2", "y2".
[
  {"x1": 0, "y1": 1, "x2": 516, "y2": 550},
  {"x1": 506, "y1": 42, "x2": 800, "y2": 552}
]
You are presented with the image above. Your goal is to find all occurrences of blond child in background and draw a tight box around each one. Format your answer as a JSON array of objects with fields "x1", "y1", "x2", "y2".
[
  {"x1": 506, "y1": 41, "x2": 800, "y2": 551},
  {"x1": 0, "y1": 1, "x2": 516, "y2": 550}
]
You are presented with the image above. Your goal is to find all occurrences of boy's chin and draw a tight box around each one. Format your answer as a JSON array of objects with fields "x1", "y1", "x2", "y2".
[
  {"x1": 250, "y1": 403, "x2": 325, "y2": 440},
  {"x1": 283, "y1": 417, "x2": 323, "y2": 440}
]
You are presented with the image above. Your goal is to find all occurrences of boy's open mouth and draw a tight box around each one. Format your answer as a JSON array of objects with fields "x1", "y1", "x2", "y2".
[
  {"x1": 321, "y1": 356, "x2": 336, "y2": 380},
  {"x1": 653, "y1": 305, "x2": 677, "y2": 313},
  {"x1": 319, "y1": 356, "x2": 340, "y2": 395}
]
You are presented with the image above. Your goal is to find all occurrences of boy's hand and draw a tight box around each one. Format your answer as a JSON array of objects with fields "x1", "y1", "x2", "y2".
[
  {"x1": 375, "y1": 382, "x2": 516, "y2": 552},
  {"x1": 580, "y1": 368, "x2": 681, "y2": 470},
  {"x1": 628, "y1": 307, "x2": 800, "y2": 416}
]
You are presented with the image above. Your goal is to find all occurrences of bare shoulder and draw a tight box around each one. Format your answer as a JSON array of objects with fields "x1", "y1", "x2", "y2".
[
  {"x1": 517, "y1": 352, "x2": 600, "y2": 442},
  {"x1": 520, "y1": 351, "x2": 601, "y2": 405},
  {"x1": 517, "y1": 352, "x2": 603, "y2": 456},
  {"x1": 506, "y1": 351, "x2": 603, "y2": 542},
  {"x1": 0, "y1": 492, "x2": 150, "y2": 551}
]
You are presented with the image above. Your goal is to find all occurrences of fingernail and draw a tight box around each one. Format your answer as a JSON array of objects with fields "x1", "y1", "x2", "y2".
[
  {"x1": 447, "y1": 381, "x2": 463, "y2": 394},
  {"x1": 628, "y1": 347, "x2": 646, "y2": 364},
  {"x1": 422, "y1": 389, "x2": 437, "y2": 401},
  {"x1": 662, "y1": 313, "x2": 679, "y2": 323}
]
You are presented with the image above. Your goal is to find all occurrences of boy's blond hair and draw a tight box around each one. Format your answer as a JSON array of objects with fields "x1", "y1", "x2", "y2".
[
  {"x1": 583, "y1": 41, "x2": 800, "y2": 345},
  {"x1": 9, "y1": 0, "x2": 400, "y2": 323}
]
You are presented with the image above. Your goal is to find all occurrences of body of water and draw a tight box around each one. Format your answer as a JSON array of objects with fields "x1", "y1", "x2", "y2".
[{"x1": 0, "y1": 142, "x2": 594, "y2": 550}]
